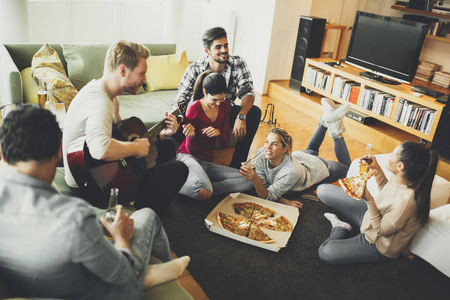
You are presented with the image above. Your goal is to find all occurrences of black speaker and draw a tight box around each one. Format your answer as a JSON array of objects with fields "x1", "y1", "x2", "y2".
[
  {"x1": 431, "y1": 96, "x2": 450, "y2": 160},
  {"x1": 408, "y1": 0, "x2": 427, "y2": 10},
  {"x1": 289, "y1": 16, "x2": 326, "y2": 92}
]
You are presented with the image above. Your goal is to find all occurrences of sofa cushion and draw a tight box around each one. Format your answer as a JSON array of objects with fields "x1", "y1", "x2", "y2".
[
  {"x1": 31, "y1": 43, "x2": 78, "y2": 108},
  {"x1": 347, "y1": 154, "x2": 450, "y2": 209},
  {"x1": 62, "y1": 43, "x2": 111, "y2": 91},
  {"x1": 20, "y1": 67, "x2": 39, "y2": 104},
  {"x1": 145, "y1": 51, "x2": 188, "y2": 91}
]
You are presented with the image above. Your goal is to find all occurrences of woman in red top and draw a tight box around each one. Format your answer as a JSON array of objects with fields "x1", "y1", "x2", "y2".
[{"x1": 176, "y1": 72, "x2": 253, "y2": 200}]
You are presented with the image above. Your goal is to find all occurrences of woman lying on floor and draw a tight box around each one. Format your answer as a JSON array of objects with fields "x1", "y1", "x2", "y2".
[
  {"x1": 176, "y1": 71, "x2": 253, "y2": 200},
  {"x1": 239, "y1": 98, "x2": 352, "y2": 208},
  {"x1": 317, "y1": 141, "x2": 439, "y2": 264}
]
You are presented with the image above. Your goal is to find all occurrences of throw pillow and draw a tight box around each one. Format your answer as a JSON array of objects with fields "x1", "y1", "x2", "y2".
[
  {"x1": 21, "y1": 67, "x2": 39, "y2": 104},
  {"x1": 31, "y1": 43, "x2": 78, "y2": 109},
  {"x1": 145, "y1": 51, "x2": 188, "y2": 91}
]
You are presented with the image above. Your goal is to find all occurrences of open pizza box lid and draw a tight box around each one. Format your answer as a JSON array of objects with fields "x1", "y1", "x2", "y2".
[{"x1": 205, "y1": 193, "x2": 300, "y2": 252}]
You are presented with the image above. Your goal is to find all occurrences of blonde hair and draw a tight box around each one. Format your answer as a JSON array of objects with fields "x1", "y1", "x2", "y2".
[
  {"x1": 104, "y1": 40, "x2": 150, "y2": 73},
  {"x1": 268, "y1": 127, "x2": 293, "y2": 154}
]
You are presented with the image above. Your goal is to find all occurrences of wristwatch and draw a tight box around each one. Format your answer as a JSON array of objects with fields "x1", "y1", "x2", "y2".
[{"x1": 237, "y1": 113, "x2": 246, "y2": 120}]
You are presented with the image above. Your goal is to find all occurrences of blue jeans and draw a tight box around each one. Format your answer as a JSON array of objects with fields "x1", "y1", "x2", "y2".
[
  {"x1": 176, "y1": 153, "x2": 253, "y2": 200},
  {"x1": 129, "y1": 208, "x2": 172, "y2": 293},
  {"x1": 316, "y1": 184, "x2": 390, "y2": 264},
  {"x1": 303, "y1": 124, "x2": 352, "y2": 182}
]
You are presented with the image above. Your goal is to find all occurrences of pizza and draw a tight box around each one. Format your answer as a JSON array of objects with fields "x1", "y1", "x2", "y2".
[
  {"x1": 338, "y1": 169, "x2": 377, "y2": 200},
  {"x1": 221, "y1": 201, "x2": 294, "y2": 244},
  {"x1": 257, "y1": 216, "x2": 292, "y2": 232},
  {"x1": 218, "y1": 212, "x2": 250, "y2": 237},
  {"x1": 248, "y1": 224, "x2": 275, "y2": 243}
]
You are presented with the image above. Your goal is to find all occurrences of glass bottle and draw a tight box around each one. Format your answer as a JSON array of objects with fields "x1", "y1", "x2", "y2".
[
  {"x1": 44, "y1": 84, "x2": 56, "y2": 110},
  {"x1": 105, "y1": 188, "x2": 119, "y2": 223},
  {"x1": 359, "y1": 144, "x2": 372, "y2": 174},
  {"x1": 37, "y1": 76, "x2": 47, "y2": 108}
]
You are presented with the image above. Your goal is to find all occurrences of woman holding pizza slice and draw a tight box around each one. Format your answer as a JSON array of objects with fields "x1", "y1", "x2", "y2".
[
  {"x1": 176, "y1": 71, "x2": 253, "y2": 200},
  {"x1": 317, "y1": 142, "x2": 439, "y2": 264},
  {"x1": 239, "y1": 98, "x2": 352, "y2": 208}
]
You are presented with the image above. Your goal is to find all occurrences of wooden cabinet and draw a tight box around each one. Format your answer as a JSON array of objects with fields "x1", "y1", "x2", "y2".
[{"x1": 301, "y1": 58, "x2": 446, "y2": 142}]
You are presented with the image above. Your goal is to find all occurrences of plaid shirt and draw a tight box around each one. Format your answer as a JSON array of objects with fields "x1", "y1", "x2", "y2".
[{"x1": 175, "y1": 55, "x2": 255, "y2": 107}]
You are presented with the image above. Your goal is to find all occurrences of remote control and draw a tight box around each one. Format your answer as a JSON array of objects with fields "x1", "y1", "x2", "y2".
[{"x1": 411, "y1": 85, "x2": 445, "y2": 98}]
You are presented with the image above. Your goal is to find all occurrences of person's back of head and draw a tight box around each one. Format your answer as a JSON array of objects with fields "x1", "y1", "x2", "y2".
[
  {"x1": 104, "y1": 40, "x2": 150, "y2": 73},
  {"x1": 202, "y1": 27, "x2": 227, "y2": 49},
  {"x1": 398, "y1": 141, "x2": 439, "y2": 227},
  {"x1": 0, "y1": 105, "x2": 61, "y2": 165}
]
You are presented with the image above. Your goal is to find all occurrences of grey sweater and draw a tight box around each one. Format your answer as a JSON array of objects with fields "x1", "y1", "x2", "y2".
[{"x1": 254, "y1": 149, "x2": 329, "y2": 201}]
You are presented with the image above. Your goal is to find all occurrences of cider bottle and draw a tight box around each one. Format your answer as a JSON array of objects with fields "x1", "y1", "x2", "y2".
[
  {"x1": 37, "y1": 76, "x2": 47, "y2": 107},
  {"x1": 105, "y1": 188, "x2": 119, "y2": 223},
  {"x1": 44, "y1": 84, "x2": 56, "y2": 110},
  {"x1": 359, "y1": 144, "x2": 372, "y2": 174}
]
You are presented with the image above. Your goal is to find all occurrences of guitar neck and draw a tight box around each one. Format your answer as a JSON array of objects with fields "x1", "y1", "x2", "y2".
[{"x1": 142, "y1": 107, "x2": 181, "y2": 141}]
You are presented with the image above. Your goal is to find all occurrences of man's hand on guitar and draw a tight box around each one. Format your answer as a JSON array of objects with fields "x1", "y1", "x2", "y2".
[
  {"x1": 159, "y1": 112, "x2": 179, "y2": 139},
  {"x1": 182, "y1": 123, "x2": 195, "y2": 137},
  {"x1": 133, "y1": 138, "x2": 151, "y2": 157},
  {"x1": 202, "y1": 126, "x2": 220, "y2": 138}
]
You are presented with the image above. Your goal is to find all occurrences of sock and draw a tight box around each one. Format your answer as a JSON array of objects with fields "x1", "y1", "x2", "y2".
[
  {"x1": 142, "y1": 256, "x2": 190, "y2": 289},
  {"x1": 323, "y1": 103, "x2": 350, "y2": 124},
  {"x1": 324, "y1": 213, "x2": 352, "y2": 231}
]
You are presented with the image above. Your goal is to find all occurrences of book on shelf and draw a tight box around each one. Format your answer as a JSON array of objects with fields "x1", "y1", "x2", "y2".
[
  {"x1": 348, "y1": 85, "x2": 360, "y2": 104},
  {"x1": 394, "y1": 98, "x2": 405, "y2": 122}
]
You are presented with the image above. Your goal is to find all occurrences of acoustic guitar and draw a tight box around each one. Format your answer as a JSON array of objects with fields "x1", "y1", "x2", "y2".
[{"x1": 67, "y1": 103, "x2": 185, "y2": 204}]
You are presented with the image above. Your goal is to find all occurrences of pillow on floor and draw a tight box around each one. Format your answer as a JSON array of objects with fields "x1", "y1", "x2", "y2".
[
  {"x1": 145, "y1": 51, "x2": 188, "y2": 91},
  {"x1": 31, "y1": 43, "x2": 78, "y2": 109}
]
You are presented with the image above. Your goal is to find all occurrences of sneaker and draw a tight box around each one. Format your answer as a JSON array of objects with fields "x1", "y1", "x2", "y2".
[
  {"x1": 323, "y1": 103, "x2": 350, "y2": 124},
  {"x1": 321, "y1": 98, "x2": 337, "y2": 115},
  {"x1": 327, "y1": 120, "x2": 346, "y2": 138}
]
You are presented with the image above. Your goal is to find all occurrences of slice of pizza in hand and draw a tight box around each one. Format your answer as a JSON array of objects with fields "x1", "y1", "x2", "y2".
[
  {"x1": 251, "y1": 203, "x2": 276, "y2": 221},
  {"x1": 217, "y1": 212, "x2": 250, "y2": 237},
  {"x1": 257, "y1": 216, "x2": 293, "y2": 232},
  {"x1": 338, "y1": 169, "x2": 377, "y2": 200},
  {"x1": 232, "y1": 202, "x2": 255, "y2": 219},
  {"x1": 247, "y1": 223, "x2": 275, "y2": 244}
]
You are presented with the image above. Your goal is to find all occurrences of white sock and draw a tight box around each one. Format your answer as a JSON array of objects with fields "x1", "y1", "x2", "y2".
[
  {"x1": 142, "y1": 256, "x2": 190, "y2": 289},
  {"x1": 324, "y1": 213, "x2": 352, "y2": 231}
]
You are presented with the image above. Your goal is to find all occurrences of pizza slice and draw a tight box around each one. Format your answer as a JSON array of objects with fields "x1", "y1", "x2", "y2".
[
  {"x1": 247, "y1": 223, "x2": 275, "y2": 243},
  {"x1": 257, "y1": 216, "x2": 293, "y2": 232},
  {"x1": 217, "y1": 212, "x2": 250, "y2": 237},
  {"x1": 338, "y1": 169, "x2": 377, "y2": 200},
  {"x1": 251, "y1": 203, "x2": 276, "y2": 221},
  {"x1": 232, "y1": 202, "x2": 255, "y2": 219}
]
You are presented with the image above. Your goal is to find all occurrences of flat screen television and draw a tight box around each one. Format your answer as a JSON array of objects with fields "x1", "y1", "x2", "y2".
[{"x1": 345, "y1": 11, "x2": 429, "y2": 85}]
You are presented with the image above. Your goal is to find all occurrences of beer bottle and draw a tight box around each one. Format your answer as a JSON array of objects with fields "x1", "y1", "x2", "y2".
[
  {"x1": 105, "y1": 188, "x2": 119, "y2": 223},
  {"x1": 37, "y1": 76, "x2": 47, "y2": 108},
  {"x1": 44, "y1": 84, "x2": 56, "y2": 110},
  {"x1": 359, "y1": 144, "x2": 372, "y2": 174}
]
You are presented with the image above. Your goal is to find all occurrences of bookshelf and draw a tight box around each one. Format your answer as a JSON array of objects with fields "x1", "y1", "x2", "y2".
[{"x1": 302, "y1": 58, "x2": 447, "y2": 143}]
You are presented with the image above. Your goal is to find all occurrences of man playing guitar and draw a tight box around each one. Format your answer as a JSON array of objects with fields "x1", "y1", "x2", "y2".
[{"x1": 62, "y1": 41, "x2": 188, "y2": 217}]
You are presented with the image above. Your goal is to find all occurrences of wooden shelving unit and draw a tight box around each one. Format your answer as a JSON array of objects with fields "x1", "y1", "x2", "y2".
[
  {"x1": 391, "y1": 4, "x2": 450, "y2": 44},
  {"x1": 301, "y1": 58, "x2": 446, "y2": 143}
]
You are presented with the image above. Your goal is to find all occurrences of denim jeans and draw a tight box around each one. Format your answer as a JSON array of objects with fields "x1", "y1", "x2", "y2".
[
  {"x1": 316, "y1": 184, "x2": 390, "y2": 264},
  {"x1": 176, "y1": 153, "x2": 253, "y2": 200},
  {"x1": 304, "y1": 124, "x2": 352, "y2": 183},
  {"x1": 129, "y1": 208, "x2": 173, "y2": 293}
]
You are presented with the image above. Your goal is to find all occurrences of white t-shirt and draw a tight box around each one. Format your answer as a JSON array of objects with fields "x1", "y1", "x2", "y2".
[{"x1": 62, "y1": 79, "x2": 120, "y2": 188}]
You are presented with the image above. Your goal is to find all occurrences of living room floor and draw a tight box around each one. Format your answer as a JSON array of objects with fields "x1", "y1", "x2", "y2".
[{"x1": 176, "y1": 91, "x2": 380, "y2": 299}]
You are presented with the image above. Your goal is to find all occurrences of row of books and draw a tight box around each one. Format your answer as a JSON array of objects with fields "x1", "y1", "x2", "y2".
[
  {"x1": 394, "y1": 99, "x2": 436, "y2": 134},
  {"x1": 304, "y1": 67, "x2": 331, "y2": 91},
  {"x1": 360, "y1": 89, "x2": 395, "y2": 118},
  {"x1": 331, "y1": 76, "x2": 360, "y2": 104},
  {"x1": 429, "y1": 21, "x2": 450, "y2": 38}
]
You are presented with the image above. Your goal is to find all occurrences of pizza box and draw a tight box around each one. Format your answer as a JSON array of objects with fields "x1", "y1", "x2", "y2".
[{"x1": 204, "y1": 193, "x2": 300, "y2": 252}]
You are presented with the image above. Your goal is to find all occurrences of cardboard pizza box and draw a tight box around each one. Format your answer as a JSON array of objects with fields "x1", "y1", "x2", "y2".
[{"x1": 204, "y1": 193, "x2": 300, "y2": 252}]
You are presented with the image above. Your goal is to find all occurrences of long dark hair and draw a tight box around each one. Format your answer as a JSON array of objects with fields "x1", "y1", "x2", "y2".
[
  {"x1": 192, "y1": 71, "x2": 227, "y2": 101},
  {"x1": 397, "y1": 142, "x2": 439, "y2": 227}
]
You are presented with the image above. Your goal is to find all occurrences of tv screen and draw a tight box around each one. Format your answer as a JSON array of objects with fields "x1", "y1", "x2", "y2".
[{"x1": 345, "y1": 11, "x2": 429, "y2": 85}]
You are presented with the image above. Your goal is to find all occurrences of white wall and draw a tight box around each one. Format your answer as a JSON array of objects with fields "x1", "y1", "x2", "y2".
[{"x1": 0, "y1": 0, "x2": 30, "y2": 43}]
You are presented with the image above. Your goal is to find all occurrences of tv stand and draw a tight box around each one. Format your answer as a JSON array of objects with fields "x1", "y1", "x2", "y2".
[{"x1": 359, "y1": 71, "x2": 401, "y2": 85}]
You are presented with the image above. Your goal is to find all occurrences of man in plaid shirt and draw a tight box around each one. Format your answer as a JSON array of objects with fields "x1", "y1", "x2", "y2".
[{"x1": 174, "y1": 27, "x2": 261, "y2": 169}]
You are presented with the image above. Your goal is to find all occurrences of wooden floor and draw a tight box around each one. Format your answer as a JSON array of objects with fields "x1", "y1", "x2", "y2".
[{"x1": 176, "y1": 85, "x2": 381, "y2": 299}]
